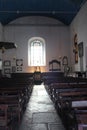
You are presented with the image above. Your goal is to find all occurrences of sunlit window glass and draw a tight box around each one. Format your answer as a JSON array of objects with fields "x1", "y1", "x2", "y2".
[{"x1": 28, "y1": 37, "x2": 46, "y2": 66}]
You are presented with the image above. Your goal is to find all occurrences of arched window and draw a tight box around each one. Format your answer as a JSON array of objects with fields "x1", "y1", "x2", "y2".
[{"x1": 28, "y1": 37, "x2": 46, "y2": 66}]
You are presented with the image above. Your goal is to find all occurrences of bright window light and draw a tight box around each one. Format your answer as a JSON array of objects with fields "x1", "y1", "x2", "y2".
[{"x1": 28, "y1": 37, "x2": 46, "y2": 66}]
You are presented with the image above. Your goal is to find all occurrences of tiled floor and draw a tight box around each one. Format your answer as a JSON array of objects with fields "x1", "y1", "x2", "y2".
[{"x1": 12, "y1": 84, "x2": 65, "y2": 130}]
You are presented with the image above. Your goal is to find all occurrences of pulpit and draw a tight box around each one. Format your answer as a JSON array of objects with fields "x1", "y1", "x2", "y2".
[
  {"x1": 33, "y1": 71, "x2": 42, "y2": 85},
  {"x1": 33, "y1": 67, "x2": 42, "y2": 85}
]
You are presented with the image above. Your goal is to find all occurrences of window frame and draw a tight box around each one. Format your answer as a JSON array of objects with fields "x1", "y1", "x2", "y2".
[{"x1": 28, "y1": 37, "x2": 46, "y2": 67}]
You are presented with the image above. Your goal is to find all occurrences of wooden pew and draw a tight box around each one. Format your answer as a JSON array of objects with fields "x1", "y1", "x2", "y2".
[
  {"x1": 45, "y1": 82, "x2": 87, "y2": 129},
  {"x1": 44, "y1": 75, "x2": 87, "y2": 86},
  {"x1": 0, "y1": 104, "x2": 12, "y2": 130},
  {"x1": 0, "y1": 91, "x2": 24, "y2": 122},
  {"x1": 57, "y1": 89, "x2": 87, "y2": 129},
  {"x1": 0, "y1": 77, "x2": 33, "y2": 123},
  {"x1": 46, "y1": 83, "x2": 87, "y2": 104},
  {"x1": 43, "y1": 72, "x2": 87, "y2": 130},
  {"x1": 75, "y1": 111, "x2": 87, "y2": 130}
]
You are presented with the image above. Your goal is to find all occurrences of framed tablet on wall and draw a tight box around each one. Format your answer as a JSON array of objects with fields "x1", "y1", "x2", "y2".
[
  {"x1": 78, "y1": 42, "x2": 83, "y2": 57},
  {"x1": 4, "y1": 68, "x2": 11, "y2": 74},
  {"x1": 16, "y1": 59, "x2": 23, "y2": 66},
  {"x1": 3, "y1": 60, "x2": 11, "y2": 66}
]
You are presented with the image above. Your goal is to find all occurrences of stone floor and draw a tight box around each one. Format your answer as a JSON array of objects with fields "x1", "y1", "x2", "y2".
[{"x1": 1, "y1": 84, "x2": 65, "y2": 130}]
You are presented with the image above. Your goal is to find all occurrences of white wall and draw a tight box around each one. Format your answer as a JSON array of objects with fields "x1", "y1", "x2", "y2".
[
  {"x1": 3, "y1": 16, "x2": 70, "y2": 72},
  {"x1": 70, "y1": 1, "x2": 87, "y2": 71}
]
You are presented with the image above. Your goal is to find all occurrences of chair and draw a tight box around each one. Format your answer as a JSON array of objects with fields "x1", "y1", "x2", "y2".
[{"x1": 49, "y1": 59, "x2": 61, "y2": 71}]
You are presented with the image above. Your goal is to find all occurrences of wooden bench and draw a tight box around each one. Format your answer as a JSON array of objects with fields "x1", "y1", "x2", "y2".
[
  {"x1": 0, "y1": 77, "x2": 33, "y2": 123},
  {"x1": 0, "y1": 94, "x2": 23, "y2": 122},
  {"x1": 76, "y1": 113, "x2": 87, "y2": 130},
  {"x1": 46, "y1": 83, "x2": 87, "y2": 104},
  {"x1": 57, "y1": 90, "x2": 87, "y2": 129},
  {"x1": 0, "y1": 104, "x2": 12, "y2": 130},
  {"x1": 46, "y1": 82, "x2": 87, "y2": 129}
]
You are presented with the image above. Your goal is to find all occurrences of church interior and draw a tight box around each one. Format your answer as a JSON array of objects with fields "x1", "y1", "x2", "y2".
[{"x1": 0, "y1": 0, "x2": 87, "y2": 130}]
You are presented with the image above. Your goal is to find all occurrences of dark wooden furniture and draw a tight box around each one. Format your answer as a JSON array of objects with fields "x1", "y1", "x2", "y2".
[
  {"x1": 76, "y1": 113, "x2": 87, "y2": 130},
  {"x1": 49, "y1": 59, "x2": 61, "y2": 71},
  {"x1": 0, "y1": 77, "x2": 33, "y2": 124},
  {"x1": 44, "y1": 74, "x2": 87, "y2": 130},
  {"x1": 0, "y1": 41, "x2": 17, "y2": 49},
  {"x1": 0, "y1": 105, "x2": 12, "y2": 130},
  {"x1": 33, "y1": 71, "x2": 42, "y2": 85},
  {"x1": 75, "y1": 71, "x2": 86, "y2": 78}
]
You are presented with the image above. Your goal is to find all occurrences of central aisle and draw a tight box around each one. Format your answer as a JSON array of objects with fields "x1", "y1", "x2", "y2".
[{"x1": 19, "y1": 84, "x2": 65, "y2": 130}]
